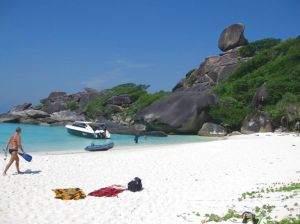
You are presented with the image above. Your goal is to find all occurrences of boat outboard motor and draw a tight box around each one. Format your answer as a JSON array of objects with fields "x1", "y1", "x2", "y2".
[{"x1": 95, "y1": 130, "x2": 105, "y2": 138}]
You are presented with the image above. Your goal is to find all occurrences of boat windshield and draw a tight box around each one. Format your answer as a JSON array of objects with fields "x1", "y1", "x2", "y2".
[
  {"x1": 73, "y1": 122, "x2": 87, "y2": 128},
  {"x1": 90, "y1": 123, "x2": 107, "y2": 131},
  {"x1": 90, "y1": 125, "x2": 100, "y2": 131}
]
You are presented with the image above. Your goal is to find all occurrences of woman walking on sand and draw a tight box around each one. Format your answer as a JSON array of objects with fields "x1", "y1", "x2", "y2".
[{"x1": 3, "y1": 127, "x2": 25, "y2": 175}]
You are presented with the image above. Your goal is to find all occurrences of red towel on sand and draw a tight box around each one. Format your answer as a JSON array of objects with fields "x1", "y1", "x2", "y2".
[{"x1": 88, "y1": 185, "x2": 126, "y2": 197}]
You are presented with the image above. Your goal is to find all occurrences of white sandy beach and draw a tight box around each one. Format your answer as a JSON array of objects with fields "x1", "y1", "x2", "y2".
[{"x1": 1, "y1": 133, "x2": 300, "y2": 224}]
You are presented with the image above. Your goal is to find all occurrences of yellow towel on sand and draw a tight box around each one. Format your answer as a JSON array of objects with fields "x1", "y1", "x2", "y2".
[{"x1": 52, "y1": 188, "x2": 86, "y2": 200}]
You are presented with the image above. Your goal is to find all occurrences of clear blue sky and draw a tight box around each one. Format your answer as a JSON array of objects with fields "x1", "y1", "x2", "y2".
[{"x1": 0, "y1": 0, "x2": 299, "y2": 113}]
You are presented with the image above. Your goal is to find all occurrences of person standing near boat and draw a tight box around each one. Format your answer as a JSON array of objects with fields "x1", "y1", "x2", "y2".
[
  {"x1": 134, "y1": 134, "x2": 139, "y2": 144},
  {"x1": 3, "y1": 127, "x2": 25, "y2": 175}
]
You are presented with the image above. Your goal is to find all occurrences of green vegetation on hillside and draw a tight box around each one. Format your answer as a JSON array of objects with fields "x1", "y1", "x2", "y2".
[
  {"x1": 209, "y1": 37, "x2": 300, "y2": 129},
  {"x1": 85, "y1": 83, "x2": 170, "y2": 119},
  {"x1": 238, "y1": 38, "x2": 281, "y2": 57},
  {"x1": 126, "y1": 91, "x2": 170, "y2": 116}
]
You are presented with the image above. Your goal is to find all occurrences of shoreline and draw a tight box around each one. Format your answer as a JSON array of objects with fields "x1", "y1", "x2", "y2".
[
  {"x1": 1, "y1": 132, "x2": 299, "y2": 224},
  {"x1": 12, "y1": 136, "x2": 223, "y2": 156}
]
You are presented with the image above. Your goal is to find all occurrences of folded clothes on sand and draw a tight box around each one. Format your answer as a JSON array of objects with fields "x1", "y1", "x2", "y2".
[
  {"x1": 52, "y1": 188, "x2": 86, "y2": 200},
  {"x1": 88, "y1": 185, "x2": 126, "y2": 197}
]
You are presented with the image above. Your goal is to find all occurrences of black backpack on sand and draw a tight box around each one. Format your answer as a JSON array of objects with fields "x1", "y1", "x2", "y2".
[{"x1": 128, "y1": 177, "x2": 142, "y2": 192}]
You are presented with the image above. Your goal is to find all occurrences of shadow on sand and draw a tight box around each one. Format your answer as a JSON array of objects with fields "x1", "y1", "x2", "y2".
[{"x1": 13, "y1": 169, "x2": 42, "y2": 175}]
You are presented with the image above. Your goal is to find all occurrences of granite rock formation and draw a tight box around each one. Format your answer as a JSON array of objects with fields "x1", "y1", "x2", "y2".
[
  {"x1": 240, "y1": 111, "x2": 273, "y2": 134},
  {"x1": 140, "y1": 24, "x2": 249, "y2": 134},
  {"x1": 198, "y1": 122, "x2": 227, "y2": 137},
  {"x1": 218, "y1": 23, "x2": 247, "y2": 52},
  {"x1": 136, "y1": 92, "x2": 217, "y2": 134}
]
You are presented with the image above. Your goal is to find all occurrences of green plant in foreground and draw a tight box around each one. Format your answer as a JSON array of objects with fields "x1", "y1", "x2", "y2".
[
  {"x1": 276, "y1": 183, "x2": 300, "y2": 192},
  {"x1": 200, "y1": 210, "x2": 300, "y2": 224},
  {"x1": 240, "y1": 182, "x2": 300, "y2": 200},
  {"x1": 207, "y1": 213, "x2": 222, "y2": 222},
  {"x1": 255, "y1": 206, "x2": 261, "y2": 213},
  {"x1": 270, "y1": 216, "x2": 300, "y2": 224},
  {"x1": 223, "y1": 209, "x2": 240, "y2": 221}
]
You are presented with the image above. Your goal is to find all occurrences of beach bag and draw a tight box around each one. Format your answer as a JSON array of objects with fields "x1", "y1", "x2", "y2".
[{"x1": 128, "y1": 177, "x2": 142, "y2": 192}]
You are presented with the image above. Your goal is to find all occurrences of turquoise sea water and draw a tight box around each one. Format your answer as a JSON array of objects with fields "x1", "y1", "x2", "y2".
[{"x1": 0, "y1": 123, "x2": 214, "y2": 154}]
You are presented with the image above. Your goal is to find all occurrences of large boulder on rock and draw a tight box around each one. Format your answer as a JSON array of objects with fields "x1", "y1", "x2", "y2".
[
  {"x1": 50, "y1": 110, "x2": 86, "y2": 122},
  {"x1": 173, "y1": 24, "x2": 249, "y2": 93},
  {"x1": 198, "y1": 122, "x2": 227, "y2": 137},
  {"x1": 218, "y1": 23, "x2": 247, "y2": 52},
  {"x1": 241, "y1": 111, "x2": 273, "y2": 134},
  {"x1": 136, "y1": 92, "x2": 217, "y2": 134}
]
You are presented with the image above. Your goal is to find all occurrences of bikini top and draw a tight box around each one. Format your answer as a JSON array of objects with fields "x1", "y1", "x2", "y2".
[{"x1": 9, "y1": 134, "x2": 21, "y2": 149}]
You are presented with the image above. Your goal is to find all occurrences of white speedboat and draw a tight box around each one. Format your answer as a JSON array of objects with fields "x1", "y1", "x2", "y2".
[{"x1": 65, "y1": 121, "x2": 111, "y2": 139}]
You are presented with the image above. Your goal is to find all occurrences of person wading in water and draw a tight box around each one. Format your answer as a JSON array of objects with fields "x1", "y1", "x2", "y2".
[{"x1": 3, "y1": 127, "x2": 25, "y2": 176}]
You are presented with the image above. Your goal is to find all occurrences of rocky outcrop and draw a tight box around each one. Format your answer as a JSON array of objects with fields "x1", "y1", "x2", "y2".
[
  {"x1": 10, "y1": 109, "x2": 50, "y2": 119},
  {"x1": 133, "y1": 123, "x2": 146, "y2": 132},
  {"x1": 50, "y1": 110, "x2": 86, "y2": 122},
  {"x1": 24, "y1": 109, "x2": 49, "y2": 119},
  {"x1": 198, "y1": 122, "x2": 227, "y2": 137},
  {"x1": 0, "y1": 114, "x2": 21, "y2": 123},
  {"x1": 19, "y1": 118, "x2": 42, "y2": 125},
  {"x1": 241, "y1": 111, "x2": 273, "y2": 134},
  {"x1": 218, "y1": 23, "x2": 247, "y2": 52},
  {"x1": 40, "y1": 89, "x2": 106, "y2": 114},
  {"x1": 227, "y1": 131, "x2": 242, "y2": 136},
  {"x1": 136, "y1": 92, "x2": 217, "y2": 134},
  {"x1": 105, "y1": 104, "x2": 124, "y2": 113},
  {"x1": 173, "y1": 44, "x2": 249, "y2": 93},
  {"x1": 166, "y1": 24, "x2": 252, "y2": 134},
  {"x1": 1, "y1": 23, "x2": 274, "y2": 135},
  {"x1": 78, "y1": 88, "x2": 107, "y2": 107},
  {"x1": 252, "y1": 83, "x2": 267, "y2": 108},
  {"x1": 40, "y1": 92, "x2": 68, "y2": 113},
  {"x1": 9, "y1": 103, "x2": 32, "y2": 112},
  {"x1": 104, "y1": 94, "x2": 132, "y2": 107},
  {"x1": 104, "y1": 121, "x2": 143, "y2": 135}
]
